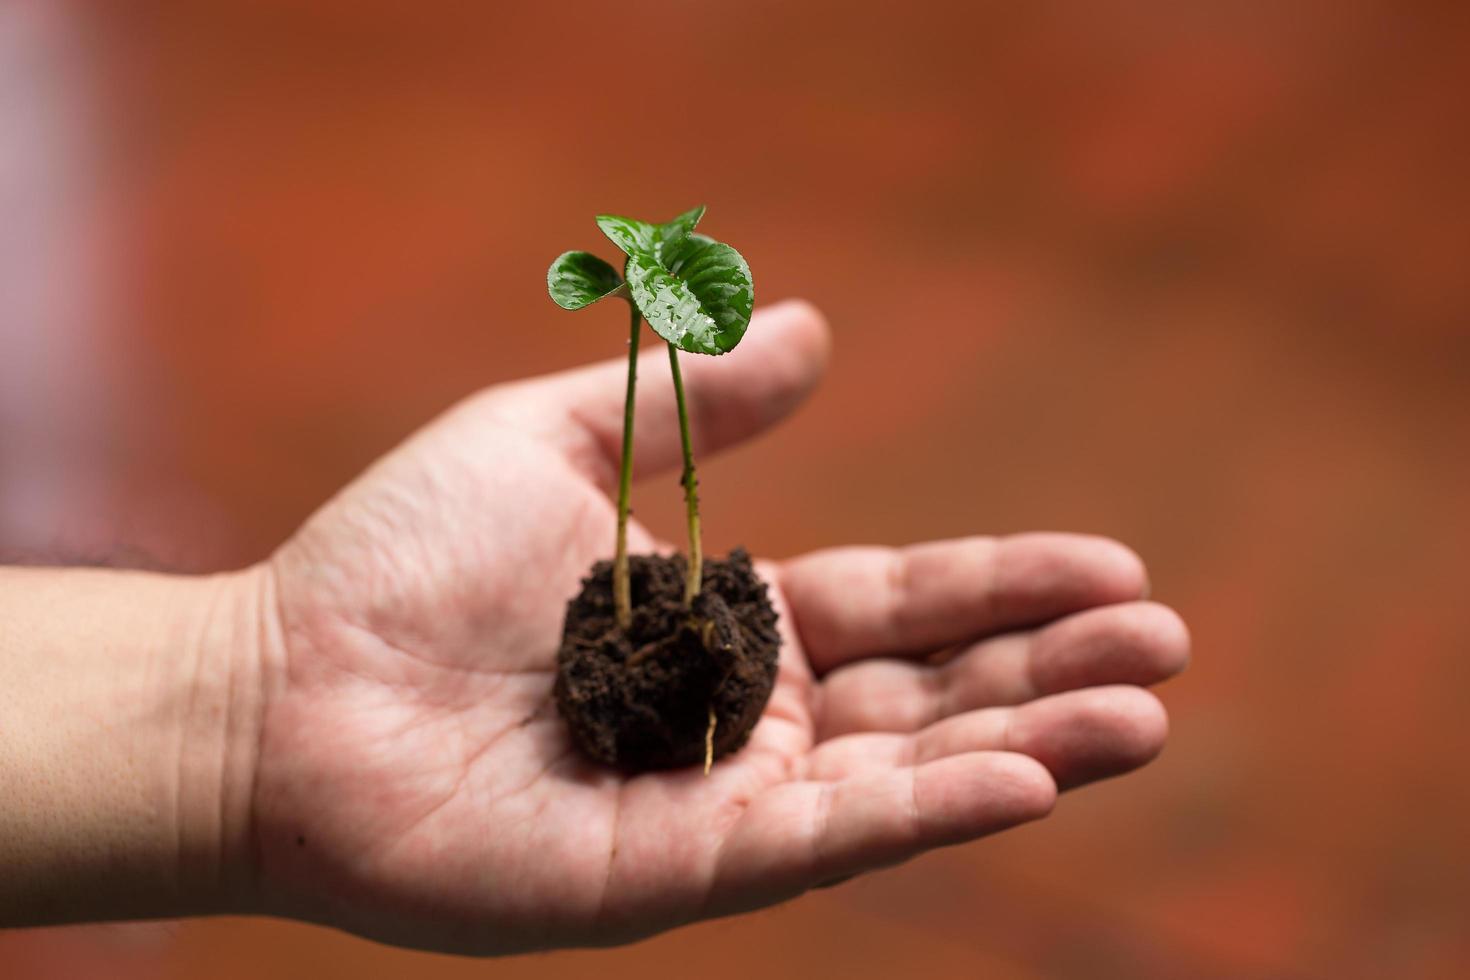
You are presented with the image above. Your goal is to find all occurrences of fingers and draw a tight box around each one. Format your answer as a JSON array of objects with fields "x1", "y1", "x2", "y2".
[
  {"x1": 705, "y1": 752, "x2": 1055, "y2": 917},
  {"x1": 806, "y1": 685, "x2": 1168, "y2": 790},
  {"x1": 1005, "y1": 686, "x2": 1168, "y2": 788},
  {"x1": 815, "y1": 600, "x2": 1189, "y2": 738},
  {"x1": 781, "y1": 533, "x2": 1149, "y2": 674},
  {"x1": 1028, "y1": 599, "x2": 1189, "y2": 697},
  {"x1": 488, "y1": 299, "x2": 831, "y2": 489},
  {"x1": 709, "y1": 687, "x2": 1164, "y2": 914}
]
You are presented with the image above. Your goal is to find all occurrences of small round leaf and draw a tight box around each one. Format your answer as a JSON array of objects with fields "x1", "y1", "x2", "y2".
[{"x1": 547, "y1": 251, "x2": 624, "y2": 310}]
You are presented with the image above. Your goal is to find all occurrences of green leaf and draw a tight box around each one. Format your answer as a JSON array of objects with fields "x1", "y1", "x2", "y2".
[
  {"x1": 564, "y1": 207, "x2": 749, "y2": 353},
  {"x1": 547, "y1": 251, "x2": 624, "y2": 310},
  {"x1": 595, "y1": 215, "x2": 658, "y2": 257},
  {"x1": 596, "y1": 205, "x2": 707, "y2": 260},
  {"x1": 625, "y1": 232, "x2": 753, "y2": 355},
  {"x1": 657, "y1": 205, "x2": 706, "y2": 251}
]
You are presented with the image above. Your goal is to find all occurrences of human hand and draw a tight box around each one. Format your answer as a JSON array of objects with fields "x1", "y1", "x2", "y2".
[{"x1": 249, "y1": 300, "x2": 1188, "y2": 953}]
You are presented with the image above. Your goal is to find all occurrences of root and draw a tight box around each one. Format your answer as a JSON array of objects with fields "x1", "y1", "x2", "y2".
[{"x1": 704, "y1": 704, "x2": 717, "y2": 776}]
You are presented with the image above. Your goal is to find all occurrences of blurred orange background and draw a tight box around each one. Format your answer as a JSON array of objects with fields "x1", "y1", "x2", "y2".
[{"x1": 3, "y1": 1, "x2": 1468, "y2": 977}]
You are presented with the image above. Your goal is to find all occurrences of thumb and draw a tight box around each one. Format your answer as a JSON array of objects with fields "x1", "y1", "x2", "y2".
[{"x1": 490, "y1": 299, "x2": 831, "y2": 488}]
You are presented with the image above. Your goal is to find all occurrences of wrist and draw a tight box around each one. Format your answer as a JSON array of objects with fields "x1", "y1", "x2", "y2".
[
  {"x1": 0, "y1": 562, "x2": 282, "y2": 924},
  {"x1": 166, "y1": 561, "x2": 284, "y2": 915}
]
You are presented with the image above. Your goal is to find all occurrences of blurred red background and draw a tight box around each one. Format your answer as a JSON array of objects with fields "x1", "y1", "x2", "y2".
[{"x1": 3, "y1": 1, "x2": 1468, "y2": 977}]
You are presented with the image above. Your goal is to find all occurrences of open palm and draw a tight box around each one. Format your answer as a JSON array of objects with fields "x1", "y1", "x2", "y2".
[{"x1": 252, "y1": 301, "x2": 1188, "y2": 954}]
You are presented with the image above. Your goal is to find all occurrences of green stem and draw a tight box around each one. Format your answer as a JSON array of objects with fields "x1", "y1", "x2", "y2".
[
  {"x1": 613, "y1": 303, "x2": 640, "y2": 631},
  {"x1": 667, "y1": 343, "x2": 702, "y2": 606}
]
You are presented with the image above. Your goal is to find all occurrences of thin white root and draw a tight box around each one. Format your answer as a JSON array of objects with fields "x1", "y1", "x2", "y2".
[{"x1": 704, "y1": 704, "x2": 717, "y2": 776}]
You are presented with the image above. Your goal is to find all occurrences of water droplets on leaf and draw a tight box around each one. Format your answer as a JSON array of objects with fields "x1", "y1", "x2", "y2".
[{"x1": 546, "y1": 207, "x2": 752, "y2": 356}]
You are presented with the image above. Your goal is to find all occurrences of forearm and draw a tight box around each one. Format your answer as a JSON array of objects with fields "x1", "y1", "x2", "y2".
[{"x1": 0, "y1": 564, "x2": 274, "y2": 926}]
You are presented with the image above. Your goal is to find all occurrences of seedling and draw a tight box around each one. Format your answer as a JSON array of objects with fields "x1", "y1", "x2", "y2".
[
  {"x1": 548, "y1": 206, "x2": 754, "y2": 623},
  {"x1": 547, "y1": 207, "x2": 777, "y2": 773}
]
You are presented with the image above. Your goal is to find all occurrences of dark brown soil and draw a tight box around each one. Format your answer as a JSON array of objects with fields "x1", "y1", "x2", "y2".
[{"x1": 554, "y1": 548, "x2": 781, "y2": 772}]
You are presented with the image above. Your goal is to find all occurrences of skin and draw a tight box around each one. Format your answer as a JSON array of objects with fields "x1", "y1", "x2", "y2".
[{"x1": 0, "y1": 300, "x2": 1188, "y2": 954}]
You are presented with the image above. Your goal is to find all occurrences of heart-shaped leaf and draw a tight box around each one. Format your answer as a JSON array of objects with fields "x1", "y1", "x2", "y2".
[
  {"x1": 625, "y1": 232, "x2": 753, "y2": 355},
  {"x1": 547, "y1": 251, "x2": 624, "y2": 310}
]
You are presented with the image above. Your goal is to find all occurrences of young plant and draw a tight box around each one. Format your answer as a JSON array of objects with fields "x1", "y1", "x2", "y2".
[{"x1": 547, "y1": 206, "x2": 755, "y2": 625}]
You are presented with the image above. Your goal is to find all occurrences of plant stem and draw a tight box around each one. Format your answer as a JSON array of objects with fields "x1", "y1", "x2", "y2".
[
  {"x1": 667, "y1": 343, "x2": 702, "y2": 606},
  {"x1": 613, "y1": 303, "x2": 640, "y2": 631}
]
